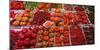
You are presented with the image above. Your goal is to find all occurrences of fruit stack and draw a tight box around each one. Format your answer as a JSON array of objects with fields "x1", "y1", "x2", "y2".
[
  {"x1": 36, "y1": 26, "x2": 55, "y2": 47},
  {"x1": 10, "y1": 9, "x2": 33, "y2": 26},
  {"x1": 10, "y1": 27, "x2": 38, "y2": 49},
  {"x1": 55, "y1": 26, "x2": 70, "y2": 46},
  {"x1": 10, "y1": 1, "x2": 94, "y2": 50},
  {"x1": 10, "y1": 1, "x2": 24, "y2": 10}
]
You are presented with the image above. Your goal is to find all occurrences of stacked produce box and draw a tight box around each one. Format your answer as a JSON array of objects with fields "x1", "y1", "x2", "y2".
[{"x1": 10, "y1": 1, "x2": 94, "y2": 50}]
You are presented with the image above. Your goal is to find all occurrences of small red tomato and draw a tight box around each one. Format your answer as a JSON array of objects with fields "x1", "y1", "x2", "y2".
[
  {"x1": 38, "y1": 35, "x2": 43, "y2": 38},
  {"x1": 37, "y1": 35, "x2": 43, "y2": 42},
  {"x1": 43, "y1": 31, "x2": 49, "y2": 36},
  {"x1": 63, "y1": 33, "x2": 69, "y2": 37},
  {"x1": 49, "y1": 38, "x2": 54, "y2": 42},
  {"x1": 37, "y1": 37, "x2": 42, "y2": 42},
  {"x1": 55, "y1": 37, "x2": 61, "y2": 43},
  {"x1": 62, "y1": 42, "x2": 70, "y2": 46},
  {"x1": 42, "y1": 41, "x2": 48, "y2": 46},
  {"x1": 62, "y1": 37, "x2": 69, "y2": 42},
  {"x1": 38, "y1": 30, "x2": 43, "y2": 35},
  {"x1": 43, "y1": 36, "x2": 49, "y2": 41},
  {"x1": 56, "y1": 42, "x2": 61, "y2": 46},
  {"x1": 48, "y1": 41, "x2": 54, "y2": 46},
  {"x1": 56, "y1": 32, "x2": 61, "y2": 37},
  {"x1": 49, "y1": 33, "x2": 54, "y2": 37},
  {"x1": 60, "y1": 30, "x2": 64, "y2": 34}
]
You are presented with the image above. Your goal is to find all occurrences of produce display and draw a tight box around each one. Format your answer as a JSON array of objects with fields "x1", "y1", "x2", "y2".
[{"x1": 10, "y1": 1, "x2": 95, "y2": 50}]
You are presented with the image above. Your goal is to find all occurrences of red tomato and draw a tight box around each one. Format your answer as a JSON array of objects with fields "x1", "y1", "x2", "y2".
[{"x1": 43, "y1": 36, "x2": 49, "y2": 41}]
